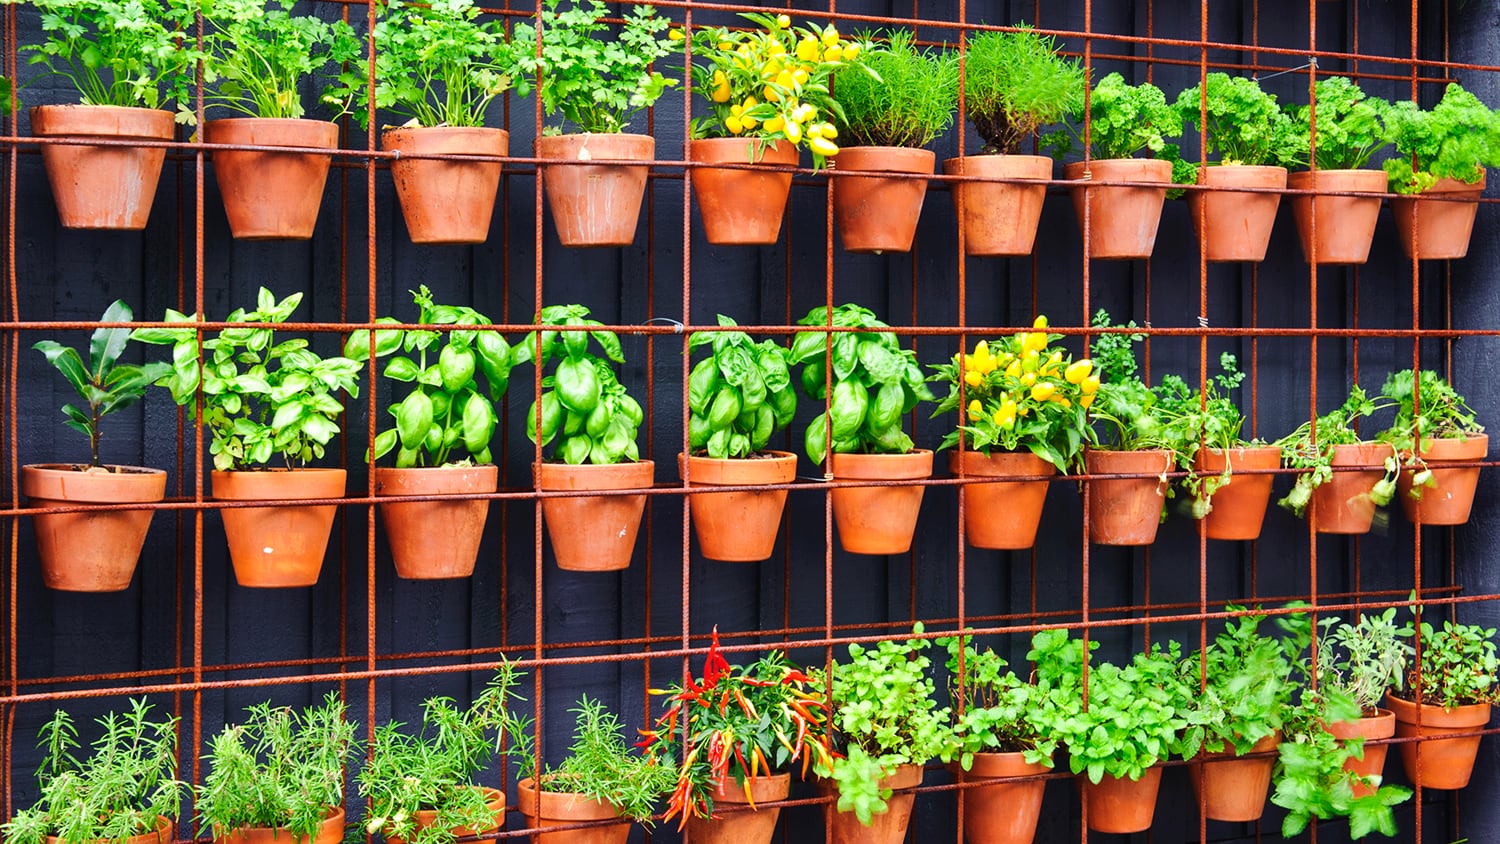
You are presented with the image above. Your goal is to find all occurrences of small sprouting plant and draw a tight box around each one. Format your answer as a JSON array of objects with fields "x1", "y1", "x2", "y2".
[
  {"x1": 1274, "y1": 386, "x2": 1399, "y2": 518},
  {"x1": 686, "y1": 316, "x2": 797, "y2": 460},
  {"x1": 832, "y1": 29, "x2": 957, "y2": 148},
  {"x1": 517, "y1": 304, "x2": 644, "y2": 466},
  {"x1": 1287, "y1": 76, "x2": 1392, "y2": 170},
  {"x1": 1152, "y1": 353, "x2": 1263, "y2": 515},
  {"x1": 1384, "y1": 82, "x2": 1500, "y2": 194},
  {"x1": 963, "y1": 25, "x2": 1086, "y2": 155},
  {"x1": 936, "y1": 631, "x2": 1058, "y2": 770},
  {"x1": 1378, "y1": 368, "x2": 1484, "y2": 499},
  {"x1": 1316, "y1": 608, "x2": 1414, "y2": 713},
  {"x1": 1044, "y1": 71, "x2": 1184, "y2": 165},
  {"x1": 1173, "y1": 72, "x2": 1305, "y2": 182},
  {"x1": 200, "y1": 0, "x2": 360, "y2": 119},
  {"x1": 1398, "y1": 605, "x2": 1500, "y2": 709},
  {"x1": 1086, "y1": 309, "x2": 1169, "y2": 453}
]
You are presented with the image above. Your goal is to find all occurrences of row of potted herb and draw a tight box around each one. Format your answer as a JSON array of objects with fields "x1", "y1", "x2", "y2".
[
  {"x1": 16, "y1": 605, "x2": 1486, "y2": 844},
  {"x1": 25, "y1": 298, "x2": 1484, "y2": 593}
]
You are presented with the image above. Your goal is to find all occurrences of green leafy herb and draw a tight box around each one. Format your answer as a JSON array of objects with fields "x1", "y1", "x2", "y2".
[
  {"x1": 1173, "y1": 72, "x2": 1304, "y2": 182},
  {"x1": 832, "y1": 29, "x2": 957, "y2": 148},
  {"x1": 964, "y1": 25, "x2": 1085, "y2": 155},
  {"x1": 686, "y1": 315, "x2": 795, "y2": 460},
  {"x1": 1174, "y1": 607, "x2": 1302, "y2": 761},
  {"x1": 1398, "y1": 604, "x2": 1500, "y2": 709},
  {"x1": 200, "y1": 0, "x2": 360, "y2": 119},
  {"x1": 516, "y1": 304, "x2": 642, "y2": 466},
  {"x1": 1273, "y1": 386, "x2": 1398, "y2": 517},
  {"x1": 1044, "y1": 71, "x2": 1184, "y2": 165},
  {"x1": 1378, "y1": 369, "x2": 1484, "y2": 499},
  {"x1": 1384, "y1": 83, "x2": 1500, "y2": 194},
  {"x1": 1288, "y1": 76, "x2": 1392, "y2": 170},
  {"x1": 1316, "y1": 608, "x2": 1413, "y2": 713},
  {"x1": 937, "y1": 631, "x2": 1058, "y2": 769}
]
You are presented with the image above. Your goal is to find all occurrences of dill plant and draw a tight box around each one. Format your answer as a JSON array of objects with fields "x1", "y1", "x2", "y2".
[
  {"x1": 832, "y1": 29, "x2": 957, "y2": 148},
  {"x1": 962, "y1": 25, "x2": 1085, "y2": 154}
]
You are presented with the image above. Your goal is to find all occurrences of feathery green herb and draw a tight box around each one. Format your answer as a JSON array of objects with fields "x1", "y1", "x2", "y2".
[{"x1": 832, "y1": 29, "x2": 956, "y2": 148}]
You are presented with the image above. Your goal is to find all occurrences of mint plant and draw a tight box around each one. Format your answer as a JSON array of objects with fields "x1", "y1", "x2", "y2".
[
  {"x1": 937, "y1": 631, "x2": 1059, "y2": 770},
  {"x1": 687, "y1": 316, "x2": 796, "y2": 460},
  {"x1": 1384, "y1": 82, "x2": 1500, "y2": 194},
  {"x1": 1174, "y1": 608, "x2": 1302, "y2": 761},
  {"x1": 1287, "y1": 76, "x2": 1392, "y2": 170},
  {"x1": 200, "y1": 0, "x2": 360, "y2": 119},
  {"x1": 1399, "y1": 607, "x2": 1500, "y2": 708},
  {"x1": 833, "y1": 29, "x2": 957, "y2": 148},
  {"x1": 964, "y1": 26, "x2": 1084, "y2": 155},
  {"x1": 517, "y1": 304, "x2": 643, "y2": 466}
]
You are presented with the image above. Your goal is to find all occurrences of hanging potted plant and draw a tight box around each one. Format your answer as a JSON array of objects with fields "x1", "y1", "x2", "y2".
[
  {"x1": 518, "y1": 304, "x2": 652, "y2": 572},
  {"x1": 829, "y1": 29, "x2": 957, "y2": 253},
  {"x1": 1387, "y1": 606, "x2": 1499, "y2": 790},
  {"x1": 788, "y1": 304, "x2": 935, "y2": 556},
  {"x1": 511, "y1": 0, "x2": 676, "y2": 247},
  {"x1": 330, "y1": 0, "x2": 519, "y2": 244},
  {"x1": 946, "y1": 25, "x2": 1083, "y2": 256},
  {"x1": 198, "y1": 694, "x2": 357, "y2": 844},
  {"x1": 928, "y1": 315, "x2": 1092, "y2": 550},
  {"x1": 1, "y1": 699, "x2": 185, "y2": 844},
  {"x1": 1173, "y1": 72, "x2": 1304, "y2": 262},
  {"x1": 25, "y1": 0, "x2": 195, "y2": 229},
  {"x1": 641, "y1": 631, "x2": 834, "y2": 844},
  {"x1": 343, "y1": 287, "x2": 512, "y2": 579},
  {"x1": 1378, "y1": 368, "x2": 1487, "y2": 525},
  {"x1": 132, "y1": 288, "x2": 361, "y2": 588},
  {"x1": 200, "y1": 0, "x2": 359, "y2": 240},
  {"x1": 361, "y1": 663, "x2": 523, "y2": 844},
  {"x1": 937, "y1": 632, "x2": 1059, "y2": 844},
  {"x1": 815, "y1": 626, "x2": 951, "y2": 843},
  {"x1": 512, "y1": 696, "x2": 674, "y2": 844},
  {"x1": 1315, "y1": 608, "x2": 1413, "y2": 797},
  {"x1": 681, "y1": 315, "x2": 798, "y2": 562},
  {"x1": 681, "y1": 13, "x2": 863, "y2": 245},
  {"x1": 1274, "y1": 386, "x2": 1399, "y2": 534},
  {"x1": 1285, "y1": 76, "x2": 1392, "y2": 265},
  {"x1": 24, "y1": 301, "x2": 170, "y2": 591},
  {"x1": 1385, "y1": 82, "x2": 1500, "y2": 259},
  {"x1": 1044, "y1": 72, "x2": 1186, "y2": 260}
]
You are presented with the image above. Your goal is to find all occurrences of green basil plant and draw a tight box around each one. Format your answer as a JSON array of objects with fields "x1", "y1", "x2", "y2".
[
  {"x1": 686, "y1": 315, "x2": 796, "y2": 460},
  {"x1": 517, "y1": 304, "x2": 643, "y2": 465}
]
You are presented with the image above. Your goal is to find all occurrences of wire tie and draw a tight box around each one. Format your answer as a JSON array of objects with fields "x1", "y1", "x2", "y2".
[
  {"x1": 1198, "y1": 316, "x2": 1210, "y2": 329},
  {"x1": 644, "y1": 317, "x2": 684, "y2": 333},
  {"x1": 1253, "y1": 56, "x2": 1317, "y2": 84}
]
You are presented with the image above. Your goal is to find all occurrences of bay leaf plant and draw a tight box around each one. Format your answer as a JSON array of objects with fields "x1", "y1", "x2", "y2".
[
  {"x1": 3, "y1": 699, "x2": 185, "y2": 844},
  {"x1": 686, "y1": 315, "x2": 796, "y2": 460},
  {"x1": 1286, "y1": 76, "x2": 1392, "y2": 171},
  {"x1": 131, "y1": 288, "x2": 363, "y2": 472},
  {"x1": 517, "y1": 304, "x2": 643, "y2": 465},
  {"x1": 788, "y1": 304, "x2": 933, "y2": 465},
  {"x1": 1377, "y1": 368, "x2": 1485, "y2": 498},
  {"x1": 199, "y1": 0, "x2": 360, "y2": 120},
  {"x1": 963, "y1": 24, "x2": 1085, "y2": 155},
  {"x1": 1274, "y1": 386, "x2": 1398, "y2": 518},
  {"x1": 509, "y1": 0, "x2": 677, "y2": 135},
  {"x1": 1172, "y1": 71, "x2": 1305, "y2": 183},
  {"x1": 936, "y1": 630, "x2": 1060, "y2": 771},
  {"x1": 343, "y1": 286, "x2": 512, "y2": 468},
  {"x1": 33, "y1": 300, "x2": 170, "y2": 469},
  {"x1": 1384, "y1": 82, "x2": 1500, "y2": 194},
  {"x1": 831, "y1": 28, "x2": 957, "y2": 149},
  {"x1": 197, "y1": 693, "x2": 358, "y2": 840}
]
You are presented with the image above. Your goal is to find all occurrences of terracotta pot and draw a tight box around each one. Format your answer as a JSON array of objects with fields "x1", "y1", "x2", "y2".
[
  {"x1": 688, "y1": 138, "x2": 798, "y2": 245},
  {"x1": 824, "y1": 763, "x2": 923, "y2": 844},
  {"x1": 211, "y1": 468, "x2": 346, "y2": 588},
  {"x1": 943, "y1": 155, "x2": 1052, "y2": 256},
  {"x1": 948, "y1": 450, "x2": 1055, "y2": 550},
  {"x1": 31, "y1": 105, "x2": 175, "y2": 230},
  {"x1": 1078, "y1": 767, "x2": 1161, "y2": 834},
  {"x1": 536, "y1": 133, "x2": 654, "y2": 247},
  {"x1": 684, "y1": 773, "x2": 789, "y2": 844},
  {"x1": 536, "y1": 460, "x2": 655, "y2": 571},
  {"x1": 1085, "y1": 449, "x2": 1172, "y2": 546},
  {"x1": 832, "y1": 146, "x2": 934, "y2": 253},
  {"x1": 375, "y1": 464, "x2": 497, "y2": 579},
  {"x1": 1187, "y1": 732, "x2": 1280, "y2": 822},
  {"x1": 216, "y1": 808, "x2": 345, "y2": 844},
  {"x1": 1312, "y1": 443, "x2": 1395, "y2": 534},
  {"x1": 680, "y1": 452, "x2": 797, "y2": 562},
  {"x1": 1397, "y1": 433, "x2": 1487, "y2": 526},
  {"x1": 384, "y1": 126, "x2": 508, "y2": 244},
  {"x1": 52, "y1": 816, "x2": 172, "y2": 844},
  {"x1": 387, "y1": 786, "x2": 505, "y2": 844},
  {"x1": 515, "y1": 777, "x2": 627, "y2": 844},
  {"x1": 205, "y1": 118, "x2": 338, "y2": 240},
  {"x1": 1063, "y1": 158, "x2": 1174, "y2": 259},
  {"x1": 1287, "y1": 169, "x2": 1387, "y2": 265},
  {"x1": 830, "y1": 450, "x2": 933, "y2": 555},
  {"x1": 1186, "y1": 164, "x2": 1287, "y2": 262},
  {"x1": 1387, "y1": 694, "x2": 1492, "y2": 790},
  {"x1": 1195, "y1": 446, "x2": 1280, "y2": 541},
  {"x1": 950, "y1": 752, "x2": 1048, "y2": 844},
  {"x1": 1327, "y1": 708, "x2": 1396, "y2": 798},
  {"x1": 1392, "y1": 173, "x2": 1485, "y2": 260},
  {"x1": 22, "y1": 464, "x2": 165, "y2": 592}
]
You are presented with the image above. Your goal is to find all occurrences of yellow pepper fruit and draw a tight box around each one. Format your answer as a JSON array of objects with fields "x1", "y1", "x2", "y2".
[
  {"x1": 964, "y1": 370, "x2": 983, "y2": 388},
  {"x1": 824, "y1": 44, "x2": 844, "y2": 62},
  {"x1": 1031, "y1": 382, "x2": 1056, "y2": 402},
  {"x1": 1033, "y1": 314, "x2": 1049, "y2": 329},
  {"x1": 1080, "y1": 393, "x2": 1096, "y2": 410},
  {"x1": 776, "y1": 13, "x2": 791, "y2": 27},
  {"x1": 726, "y1": 115, "x2": 744, "y2": 134},
  {"x1": 1021, "y1": 372, "x2": 1037, "y2": 387},
  {"x1": 796, "y1": 38, "x2": 820, "y2": 61},
  {"x1": 784, "y1": 121, "x2": 802, "y2": 143},
  {"x1": 822, "y1": 26, "x2": 840, "y2": 46},
  {"x1": 1082, "y1": 374, "x2": 1100, "y2": 394},
  {"x1": 669, "y1": 28, "x2": 684, "y2": 41},
  {"x1": 792, "y1": 67, "x2": 810, "y2": 85},
  {"x1": 764, "y1": 115, "x2": 785, "y2": 134},
  {"x1": 808, "y1": 136, "x2": 839, "y2": 157},
  {"x1": 967, "y1": 399, "x2": 983, "y2": 421},
  {"x1": 1066, "y1": 359, "x2": 1093, "y2": 384},
  {"x1": 844, "y1": 43, "x2": 860, "y2": 60},
  {"x1": 1004, "y1": 360, "x2": 1021, "y2": 378}
]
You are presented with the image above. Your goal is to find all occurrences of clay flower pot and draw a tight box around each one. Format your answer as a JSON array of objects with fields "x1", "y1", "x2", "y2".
[
  {"x1": 1287, "y1": 169, "x2": 1387, "y2": 265},
  {"x1": 943, "y1": 154, "x2": 1052, "y2": 256},
  {"x1": 1327, "y1": 708, "x2": 1396, "y2": 798},
  {"x1": 536, "y1": 133, "x2": 654, "y2": 247},
  {"x1": 1312, "y1": 443, "x2": 1395, "y2": 534},
  {"x1": 824, "y1": 763, "x2": 923, "y2": 844},
  {"x1": 536, "y1": 460, "x2": 655, "y2": 571},
  {"x1": 1187, "y1": 732, "x2": 1280, "y2": 822},
  {"x1": 1078, "y1": 767, "x2": 1162, "y2": 834},
  {"x1": 375, "y1": 464, "x2": 497, "y2": 579},
  {"x1": 1085, "y1": 449, "x2": 1172, "y2": 546},
  {"x1": 211, "y1": 468, "x2": 346, "y2": 588},
  {"x1": 688, "y1": 138, "x2": 798, "y2": 245},
  {"x1": 31, "y1": 105, "x2": 176, "y2": 230},
  {"x1": 516, "y1": 777, "x2": 627, "y2": 844},
  {"x1": 22, "y1": 464, "x2": 165, "y2": 592},
  {"x1": 386, "y1": 786, "x2": 505, "y2": 844},
  {"x1": 831, "y1": 146, "x2": 935, "y2": 254},
  {"x1": 1196, "y1": 445, "x2": 1280, "y2": 541},
  {"x1": 1397, "y1": 433, "x2": 1487, "y2": 526},
  {"x1": 55, "y1": 816, "x2": 172, "y2": 844},
  {"x1": 216, "y1": 808, "x2": 345, "y2": 844},
  {"x1": 948, "y1": 450, "x2": 1055, "y2": 550},
  {"x1": 384, "y1": 126, "x2": 508, "y2": 244},
  {"x1": 1387, "y1": 694, "x2": 1492, "y2": 790},
  {"x1": 1063, "y1": 158, "x2": 1174, "y2": 259},
  {"x1": 950, "y1": 752, "x2": 1049, "y2": 844},
  {"x1": 829, "y1": 450, "x2": 933, "y2": 555},
  {"x1": 205, "y1": 118, "x2": 339, "y2": 240},
  {"x1": 1392, "y1": 172, "x2": 1485, "y2": 260},
  {"x1": 1186, "y1": 165, "x2": 1287, "y2": 262},
  {"x1": 680, "y1": 452, "x2": 797, "y2": 562},
  {"x1": 684, "y1": 773, "x2": 789, "y2": 844}
]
